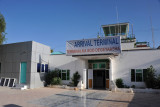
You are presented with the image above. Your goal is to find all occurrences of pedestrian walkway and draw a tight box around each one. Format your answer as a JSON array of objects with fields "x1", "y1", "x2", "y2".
[{"x1": 29, "y1": 90, "x2": 108, "y2": 107}]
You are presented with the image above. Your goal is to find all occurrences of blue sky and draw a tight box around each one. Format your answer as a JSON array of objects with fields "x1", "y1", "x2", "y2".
[{"x1": 0, "y1": 0, "x2": 160, "y2": 52}]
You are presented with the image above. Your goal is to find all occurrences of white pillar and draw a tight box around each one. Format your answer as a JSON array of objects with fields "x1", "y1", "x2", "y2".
[
  {"x1": 108, "y1": 57, "x2": 113, "y2": 90},
  {"x1": 83, "y1": 69, "x2": 87, "y2": 89},
  {"x1": 88, "y1": 69, "x2": 93, "y2": 89}
]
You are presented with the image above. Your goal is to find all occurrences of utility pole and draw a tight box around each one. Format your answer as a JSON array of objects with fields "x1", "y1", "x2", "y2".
[{"x1": 150, "y1": 16, "x2": 155, "y2": 49}]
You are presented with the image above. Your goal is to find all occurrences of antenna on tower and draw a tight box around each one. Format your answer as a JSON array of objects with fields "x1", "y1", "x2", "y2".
[
  {"x1": 100, "y1": 27, "x2": 102, "y2": 37},
  {"x1": 115, "y1": 0, "x2": 119, "y2": 36},
  {"x1": 131, "y1": 24, "x2": 134, "y2": 38},
  {"x1": 97, "y1": 32, "x2": 100, "y2": 38},
  {"x1": 150, "y1": 16, "x2": 155, "y2": 48}
]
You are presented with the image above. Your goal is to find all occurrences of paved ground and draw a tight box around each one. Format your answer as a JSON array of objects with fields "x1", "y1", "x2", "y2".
[{"x1": 0, "y1": 87, "x2": 160, "y2": 107}]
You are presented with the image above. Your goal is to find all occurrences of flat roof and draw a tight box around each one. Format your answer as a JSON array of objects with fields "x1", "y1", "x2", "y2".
[
  {"x1": 51, "y1": 51, "x2": 65, "y2": 55},
  {"x1": 0, "y1": 41, "x2": 50, "y2": 48}
]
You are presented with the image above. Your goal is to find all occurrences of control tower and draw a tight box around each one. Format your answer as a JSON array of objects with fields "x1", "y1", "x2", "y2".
[
  {"x1": 102, "y1": 22, "x2": 137, "y2": 43},
  {"x1": 102, "y1": 22, "x2": 150, "y2": 49},
  {"x1": 102, "y1": 22, "x2": 129, "y2": 39}
]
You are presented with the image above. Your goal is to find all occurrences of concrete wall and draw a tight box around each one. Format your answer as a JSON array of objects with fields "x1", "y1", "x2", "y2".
[
  {"x1": 0, "y1": 41, "x2": 32, "y2": 87},
  {"x1": 0, "y1": 41, "x2": 50, "y2": 89},
  {"x1": 49, "y1": 55, "x2": 86, "y2": 85},
  {"x1": 112, "y1": 49, "x2": 160, "y2": 88},
  {"x1": 30, "y1": 41, "x2": 50, "y2": 89}
]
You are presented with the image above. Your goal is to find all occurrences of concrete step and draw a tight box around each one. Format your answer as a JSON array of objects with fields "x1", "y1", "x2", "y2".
[{"x1": 12, "y1": 84, "x2": 28, "y2": 90}]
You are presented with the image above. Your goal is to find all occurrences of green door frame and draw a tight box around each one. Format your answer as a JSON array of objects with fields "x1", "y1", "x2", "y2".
[{"x1": 20, "y1": 62, "x2": 27, "y2": 84}]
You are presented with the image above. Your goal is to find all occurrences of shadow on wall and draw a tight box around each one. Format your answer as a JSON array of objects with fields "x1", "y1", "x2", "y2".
[
  {"x1": 132, "y1": 59, "x2": 160, "y2": 70},
  {"x1": 39, "y1": 54, "x2": 42, "y2": 64},
  {"x1": 29, "y1": 53, "x2": 48, "y2": 88},
  {"x1": 39, "y1": 73, "x2": 45, "y2": 81},
  {"x1": 39, "y1": 73, "x2": 46, "y2": 86},
  {"x1": 3, "y1": 104, "x2": 22, "y2": 107},
  {"x1": 38, "y1": 54, "x2": 48, "y2": 86}
]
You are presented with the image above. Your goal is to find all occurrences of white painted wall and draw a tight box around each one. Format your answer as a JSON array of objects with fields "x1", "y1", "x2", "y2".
[
  {"x1": 49, "y1": 49, "x2": 160, "y2": 88},
  {"x1": 49, "y1": 55, "x2": 87, "y2": 85},
  {"x1": 30, "y1": 41, "x2": 50, "y2": 89},
  {"x1": 121, "y1": 42, "x2": 135, "y2": 50},
  {"x1": 112, "y1": 49, "x2": 160, "y2": 88}
]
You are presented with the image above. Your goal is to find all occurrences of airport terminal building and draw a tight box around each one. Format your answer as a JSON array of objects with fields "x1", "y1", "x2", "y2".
[{"x1": 0, "y1": 23, "x2": 160, "y2": 89}]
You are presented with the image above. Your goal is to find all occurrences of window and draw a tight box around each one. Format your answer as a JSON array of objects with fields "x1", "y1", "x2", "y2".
[
  {"x1": 93, "y1": 63, "x2": 106, "y2": 69},
  {"x1": 37, "y1": 63, "x2": 48, "y2": 73},
  {"x1": 37, "y1": 63, "x2": 41, "y2": 72},
  {"x1": 62, "y1": 70, "x2": 66, "y2": 80},
  {"x1": 41, "y1": 64, "x2": 44, "y2": 72},
  {"x1": 59, "y1": 70, "x2": 70, "y2": 80},
  {"x1": 136, "y1": 69, "x2": 142, "y2": 82},
  {"x1": 93, "y1": 64, "x2": 98, "y2": 69},
  {"x1": 131, "y1": 69, "x2": 147, "y2": 82},
  {"x1": 0, "y1": 63, "x2": 1, "y2": 73},
  {"x1": 45, "y1": 64, "x2": 48, "y2": 73},
  {"x1": 99, "y1": 63, "x2": 105, "y2": 69}
]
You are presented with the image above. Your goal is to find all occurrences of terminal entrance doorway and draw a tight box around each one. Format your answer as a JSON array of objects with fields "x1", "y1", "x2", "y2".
[
  {"x1": 93, "y1": 70, "x2": 105, "y2": 89},
  {"x1": 88, "y1": 59, "x2": 110, "y2": 89}
]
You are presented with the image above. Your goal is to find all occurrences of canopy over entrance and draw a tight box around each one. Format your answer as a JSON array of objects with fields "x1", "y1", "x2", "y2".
[{"x1": 72, "y1": 54, "x2": 117, "y2": 60}]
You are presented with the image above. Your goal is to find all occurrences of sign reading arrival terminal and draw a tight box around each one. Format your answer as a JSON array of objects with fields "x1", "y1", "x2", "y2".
[{"x1": 66, "y1": 36, "x2": 121, "y2": 56}]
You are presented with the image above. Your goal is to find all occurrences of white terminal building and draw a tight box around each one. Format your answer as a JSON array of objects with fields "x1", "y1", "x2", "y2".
[{"x1": 0, "y1": 22, "x2": 160, "y2": 89}]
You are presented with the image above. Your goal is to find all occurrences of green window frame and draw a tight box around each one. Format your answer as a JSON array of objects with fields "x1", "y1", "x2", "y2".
[
  {"x1": 99, "y1": 63, "x2": 106, "y2": 69},
  {"x1": 136, "y1": 69, "x2": 143, "y2": 82},
  {"x1": 93, "y1": 63, "x2": 98, "y2": 69},
  {"x1": 62, "y1": 70, "x2": 66, "y2": 80},
  {"x1": 93, "y1": 63, "x2": 106, "y2": 69},
  {"x1": 60, "y1": 70, "x2": 70, "y2": 80},
  {"x1": 131, "y1": 69, "x2": 146, "y2": 82}
]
